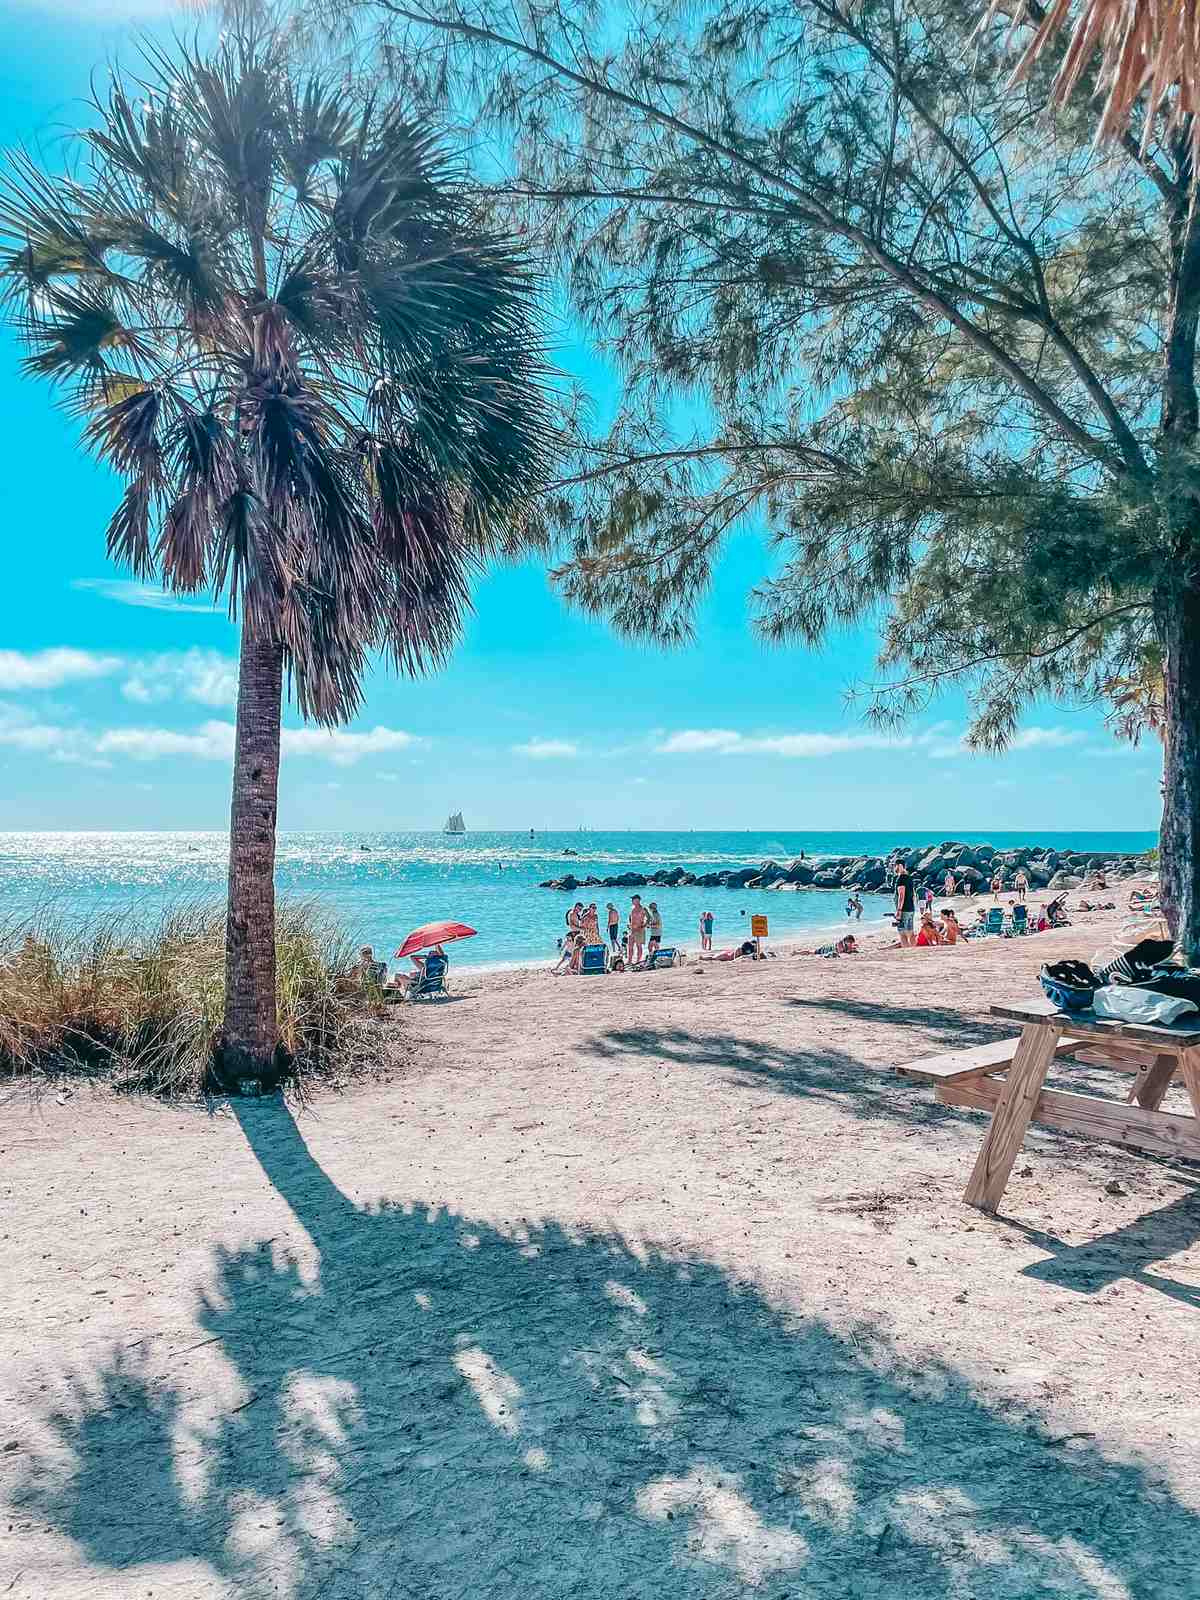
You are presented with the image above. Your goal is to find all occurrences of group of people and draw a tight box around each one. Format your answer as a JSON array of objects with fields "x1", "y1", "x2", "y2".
[
  {"x1": 893, "y1": 859, "x2": 1070, "y2": 949},
  {"x1": 352, "y1": 942, "x2": 447, "y2": 999},
  {"x1": 554, "y1": 894, "x2": 670, "y2": 973}
]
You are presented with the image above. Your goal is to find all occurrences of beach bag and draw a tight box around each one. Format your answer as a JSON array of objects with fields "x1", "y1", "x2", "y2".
[
  {"x1": 1039, "y1": 961, "x2": 1099, "y2": 1012},
  {"x1": 1094, "y1": 938, "x2": 1176, "y2": 987},
  {"x1": 1092, "y1": 986, "x2": 1198, "y2": 1026}
]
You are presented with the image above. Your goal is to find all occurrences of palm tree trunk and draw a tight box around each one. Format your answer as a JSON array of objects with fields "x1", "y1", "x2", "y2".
[{"x1": 219, "y1": 619, "x2": 284, "y2": 1091}]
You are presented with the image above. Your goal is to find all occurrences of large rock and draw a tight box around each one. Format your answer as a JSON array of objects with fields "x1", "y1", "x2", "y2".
[
  {"x1": 1048, "y1": 871, "x2": 1082, "y2": 889},
  {"x1": 724, "y1": 867, "x2": 758, "y2": 889},
  {"x1": 812, "y1": 870, "x2": 843, "y2": 889},
  {"x1": 785, "y1": 861, "x2": 815, "y2": 885},
  {"x1": 612, "y1": 871, "x2": 647, "y2": 887},
  {"x1": 916, "y1": 848, "x2": 945, "y2": 875}
]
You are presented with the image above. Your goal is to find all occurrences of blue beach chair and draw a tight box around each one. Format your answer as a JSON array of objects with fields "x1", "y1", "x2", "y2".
[
  {"x1": 409, "y1": 952, "x2": 449, "y2": 1000},
  {"x1": 646, "y1": 947, "x2": 680, "y2": 970},
  {"x1": 579, "y1": 944, "x2": 608, "y2": 975},
  {"x1": 986, "y1": 907, "x2": 1005, "y2": 935},
  {"x1": 1011, "y1": 904, "x2": 1028, "y2": 935}
]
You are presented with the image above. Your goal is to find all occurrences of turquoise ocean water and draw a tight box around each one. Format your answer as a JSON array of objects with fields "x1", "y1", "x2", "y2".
[{"x1": 0, "y1": 829, "x2": 1157, "y2": 971}]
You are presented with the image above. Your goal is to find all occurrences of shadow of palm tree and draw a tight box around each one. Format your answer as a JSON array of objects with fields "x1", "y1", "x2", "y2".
[{"x1": 16, "y1": 1100, "x2": 1200, "y2": 1598}]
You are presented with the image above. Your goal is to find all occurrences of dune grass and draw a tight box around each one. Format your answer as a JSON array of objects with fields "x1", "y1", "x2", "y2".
[{"x1": 0, "y1": 899, "x2": 387, "y2": 1098}]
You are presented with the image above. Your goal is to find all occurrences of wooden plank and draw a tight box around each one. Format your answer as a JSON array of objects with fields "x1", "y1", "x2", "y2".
[
  {"x1": 896, "y1": 1035, "x2": 1079, "y2": 1085},
  {"x1": 963, "y1": 1021, "x2": 1062, "y2": 1213},
  {"x1": 1181, "y1": 1046, "x2": 1200, "y2": 1119},
  {"x1": 940, "y1": 1078, "x2": 1200, "y2": 1164},
  {"x1": 990, "y1": 995, "x2": 1200, "y2": 1048},
  {"x1": 1131, "y1": 1052, "x2": 1179, "y2": 1111},
  {"x1": 1071, "y1": 1041, "x2": 1161, "y2": 1071}
]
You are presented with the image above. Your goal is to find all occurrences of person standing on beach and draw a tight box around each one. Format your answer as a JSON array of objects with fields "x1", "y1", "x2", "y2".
[
  {"x1": 627, "y1": 895, "x2": 649, "y2": 965},
  {"x1": 894, "y1": 863, "x2": 916, "y2": 948},
  {"x1": 606, "y1": 902, "x2": 621, "y2": 951},
  {"x1": 581, "y1": 902, "x2": 601, "y2": 945},
  {"x1": 1014, "y1": 868, "x2": 1028, "y2": 902},
  {"x1": 699, "y1": 909, "x2": 714, "y2": 950},
  {"x1": 647, "y1": 901, "x2": 663, "y2": 958},
  {"x1": 990, "y1": 869, "x2": 1004, "y2": 898},
  {"x1": 943, "y1": 870, "x2": 957, "y2": 897}
]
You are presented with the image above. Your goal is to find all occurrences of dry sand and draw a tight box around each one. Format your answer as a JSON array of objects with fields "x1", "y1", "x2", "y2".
[{"x1": 2, "y1": 890, "x2": 1198, "y2": 1599}]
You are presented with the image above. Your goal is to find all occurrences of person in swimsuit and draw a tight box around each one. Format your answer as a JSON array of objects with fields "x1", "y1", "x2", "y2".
[
  {"x1": 647, "y1": 901, "x2": 663, "y2": 956},
  {"x1": 606, "y1": 902, "x2": 621, "y2": 951},
  {"x1": 699, "y1": 909, "x2": 714, "y2": 951},
  {"x1": 916, "y1": 914, "x2": 943, "y2": 947},
  {"x1": 939, "y1": 908, "x2": 965, "y2": 944},
  {"x1": 627, "y1": 895, "x2": 649, "y2": 965},
  {"x1": 581, "y1": 903, "x2": 601, "y2": 945},
  {"x1": 1014, "y1": 869, "x2": 1028, "y2": 902}
]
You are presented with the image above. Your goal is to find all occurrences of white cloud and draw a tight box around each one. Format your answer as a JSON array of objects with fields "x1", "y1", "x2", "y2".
[
  {"x1": 0, "y1": 706, "x2": 111, "y2": 767},
  {"x1": 97, "y1": 721, "x2": 237, "y2": 761},
  {"x1": 1008, "y1": 726, "x2": 1089, "y2": 751},
  {"x1": 72, "y1": 579, "x2": 222, "y2": 615},
  {"x1": 0, "y1": 648, "x2": 123, "y2": 691},
  {"x1": 0, "y1": 711, "x2": 417, "y2": 769},
  {"x1": 122, "y1": 649, "x2": 238, "y2": 708},
  {"x1": 0, "y1": 644, "x2": 239, "y2": 707},
  {"x1": 513, "y1": 738, "x2": 581, "y2": 759},
  {"x1": 657, "y1": 722, "x2": 1094, "y2": 760},
  {"x1": 657, "y1": 727, "x2": 907, "y2": 757},
  {"x1": 281, "y1": 726, "x2": 418, "y2": 765}
]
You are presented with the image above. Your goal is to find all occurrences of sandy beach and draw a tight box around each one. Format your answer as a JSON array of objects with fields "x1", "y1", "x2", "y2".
[{"x1": 2, "y1": 887, "x2": 1198, "y2": 1598}]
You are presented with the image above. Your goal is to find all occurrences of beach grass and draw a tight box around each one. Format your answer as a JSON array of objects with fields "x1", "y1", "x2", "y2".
[{"x1": 0, "y1": 898, "x2": 385, "y2": 1098}]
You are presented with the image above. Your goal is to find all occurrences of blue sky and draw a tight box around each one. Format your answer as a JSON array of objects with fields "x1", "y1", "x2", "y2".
[{"x1": 0, "y1": 1, "x2": 1161, "y2": 832}]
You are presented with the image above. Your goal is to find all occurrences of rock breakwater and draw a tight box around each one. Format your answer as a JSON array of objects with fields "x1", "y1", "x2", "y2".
[{"x1": 538, "y1": 840, "x2": 1151, "y2": 895}]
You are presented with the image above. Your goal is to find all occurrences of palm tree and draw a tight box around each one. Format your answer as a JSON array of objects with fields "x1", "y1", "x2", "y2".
[
  {"x1": 992, "y1": 0, "x2": 1200, "y2": 158},
  {"x1": 0, "y1": 15, "x2": 556, "y2": 1089}
]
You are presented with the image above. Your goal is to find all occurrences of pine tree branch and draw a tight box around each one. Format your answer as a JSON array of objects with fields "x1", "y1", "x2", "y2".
[{"x1": 376, "y1": 0, "x2": 1122, "y2": 474}]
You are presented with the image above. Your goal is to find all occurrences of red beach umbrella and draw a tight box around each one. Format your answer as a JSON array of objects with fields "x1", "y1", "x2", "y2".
[{"x1": 395, "y1": 921, "x2": 477, "y2": 959}]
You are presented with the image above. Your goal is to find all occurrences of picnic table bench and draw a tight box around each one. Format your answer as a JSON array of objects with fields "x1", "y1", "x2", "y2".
[{"x1": 897, "y1": 995, "x2": 1200, "y2": 1213}]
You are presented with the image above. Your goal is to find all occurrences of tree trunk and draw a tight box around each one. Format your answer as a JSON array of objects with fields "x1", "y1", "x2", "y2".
[
  {"x1": 219, "y1": 620, "x2": 284, "y2": 1092},
  {"x1": 1158, "y1": 580, "x2": 1200, "y2": 962}
]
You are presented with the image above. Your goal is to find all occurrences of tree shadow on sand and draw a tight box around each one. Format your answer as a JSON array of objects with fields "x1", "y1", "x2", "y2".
[
  {"x1": 786, "y1": 997, "x2": 1013, "y2": 1051},
  {"x1": 581, "y1": 1024, "x2": 958, "y2": 1128},
  {"x1": 15, "y1": 1101, "x2": 1200, "y2": 1598}
]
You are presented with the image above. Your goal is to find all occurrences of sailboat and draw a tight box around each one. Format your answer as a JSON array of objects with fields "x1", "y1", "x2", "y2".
[{"x1": 443, "y1": 810, "x2": 466, "y2": 835}]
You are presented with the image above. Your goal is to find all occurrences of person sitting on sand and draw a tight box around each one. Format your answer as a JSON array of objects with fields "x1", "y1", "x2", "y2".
[
  {"x1": 916, "y1": 914, "x2": 943, "y2": 947},
  {"x1": 627, "y1": 895, "x2": 649, "y2": 965},
  {"x1": 939, "y1": 908, "x2": 965, "y2": 944},
  {"x1": 353, "y1": 945, "x2": 387, "y2": 987},
  {"x1": 552, "y1": 932, "x2": 585, "y2": 975},
  {"x1": 387, "y1": 943, "x2": 447, "y2": 997}
]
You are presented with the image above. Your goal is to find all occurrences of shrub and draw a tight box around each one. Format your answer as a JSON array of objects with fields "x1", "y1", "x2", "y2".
[{"x1": 0, "y1": 899, "x2": 387, "y2": 1098}]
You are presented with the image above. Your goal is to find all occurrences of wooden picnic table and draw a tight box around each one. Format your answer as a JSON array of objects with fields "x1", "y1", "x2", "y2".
[{"x1": 898, "y1": 995, "x2": 1200, "y2": 1213}]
